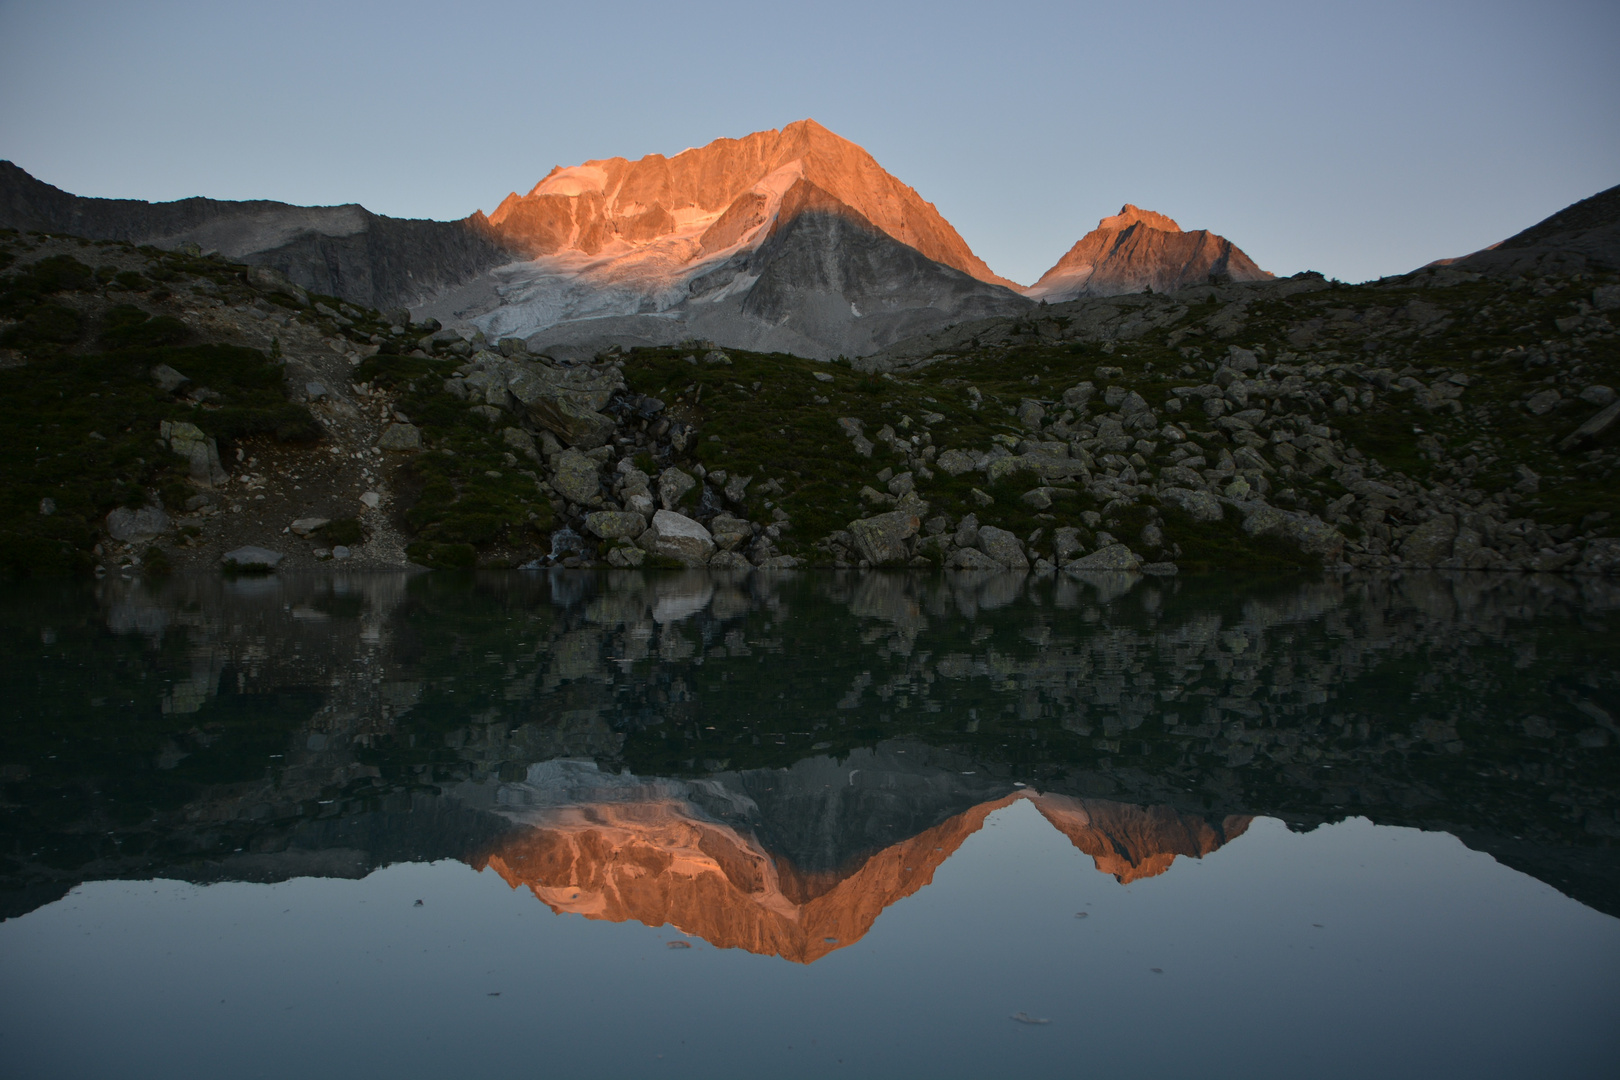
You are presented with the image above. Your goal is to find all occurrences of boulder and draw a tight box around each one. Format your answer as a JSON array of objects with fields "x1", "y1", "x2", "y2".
[
  {"x1": 1524, "y1": 389, "x2": 1562, "y2": 416},
  {"x1": 1284, "y1": 517, "x2": 1345, "y2": 562},
  {"x1": 1062, "y1": 382, "x2": 1095, "y2": 408},
  {"x1": 646, "y1": 509, "x2": 715, "y2": 567},
  {"x1": 659, "y1": 467, "x2": 697, "y2": 510},
  {"x1": 848, "y1": 510, "x2": 920, "y2": 565},
  {"x1": 504, "y1": 361, "x2": 621, "y2": 449},
  {"x1": 583, "y1": 511, "x2": 645, "y2": 541},
  {"x1": 377, "y1": 423, "x2": 423, "y2": 452},
  {"x1": 1558, "y1": 399, "x2": 1620, "y2": 453},
  {"x1": 289, "y1": 517, "x2": 330, "y2": 537},
  {"x1": 606, "y1": 545, "x2": 646, "y2": 568},
  {"x1": 1053, "y1": 526, "x2": 1085, "y2": 562},
  {"x1": 1402, "y1": 514, "x2": 1457, "y2": 566},
  {"x1": 946, "y1": 547, "x2": 1003, "y2": 571},
  {"x1": 986, "y1": 456, "x2": 1027, "y2": 484},
  {"x1": 105, "y1": 506, "x2": 171, "y2": 542},
  {"x1": 708, "y1": 550, "x2": 752, "y2": 571},
  {"x1": 1065, "y1": 543, "x2": 1141, "y2": 571},
  {"x1": 1245, "y1": 504, "x2": 1346, "y2": 563},
  {"x1": 551, "y1": 451, "x2": 601, "y2": 505},
  {"x1": 935, "y1": 449, "x2": 977, "y2": 477},
  {"x1": 954, "y1": 514, "x2": 981, "y2": 549},
  {"x1": 160, "y1": 420, "x2": 228, "y2": 487},
  {"x1": 222, "y1": 545, "x2": 283, "y2": 569},
  {"x1": 709, "y1": 514, "x2": 753, "y2": 552},
  {"x1": 1241, "y1": 505, "x2": 1289, "y2": 539},
  {"x1": 502, "y1": 427, "x2": 539, "y2": 460},
  {"x1": 976, "y1": 526, "x2": 1030, "y2": 569},
  {"x1": 1577, "y1": 538, "x2": 1620, "y2": 576},
  {"x1": 151, "y1": 364, "x2": 189, "y2": 394}
]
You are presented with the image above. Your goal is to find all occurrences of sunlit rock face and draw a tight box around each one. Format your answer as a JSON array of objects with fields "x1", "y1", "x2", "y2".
[
  {"x1": 422, "y1": 120, "x2": 1031, "y2": 359},
  {"x1": 468, "y1": 759, "x2": 1251, "y2": 962},
  {"x1": 483, "y1": 119, "x2": 1010, "y2": 286},
  {"x1": 1024, "y1": 204, "x2": 1272, "y2": 302}
]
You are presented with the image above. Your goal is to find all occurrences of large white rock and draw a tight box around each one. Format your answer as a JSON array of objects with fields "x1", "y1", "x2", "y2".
[{"x1": 646, "y1": 509, "x2": 714, "y2": 567}]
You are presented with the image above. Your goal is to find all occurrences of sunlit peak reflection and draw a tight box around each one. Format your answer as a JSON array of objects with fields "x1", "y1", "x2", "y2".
[{"x1": 467, "y1": 758, "x2": 1250, "y2": 962}]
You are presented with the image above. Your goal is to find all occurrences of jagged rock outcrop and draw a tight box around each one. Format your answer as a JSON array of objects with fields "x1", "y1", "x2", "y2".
[
  {"x1": 0, "y1": 160, "x2": 515, "y2": 309},
  {"x1": 1025, "y1": 204, "x2": 1272, "y2": 302}
]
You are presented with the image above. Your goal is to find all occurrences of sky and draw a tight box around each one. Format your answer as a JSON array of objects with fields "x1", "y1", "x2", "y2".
[{"x1": 0, "y1": 0, "x2": 1616, "y2": 286}]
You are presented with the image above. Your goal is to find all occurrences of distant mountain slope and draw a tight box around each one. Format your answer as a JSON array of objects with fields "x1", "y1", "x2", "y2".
[
  {"x1": 1445, "y1": 182, "x2": 1620, "y2": 276},
  {"x1": 1025, "y1": 204, "x2": 1272, "y2": 301},
  {"x1": 0, "y1": 161, "x2": 514, "y2": 309}
]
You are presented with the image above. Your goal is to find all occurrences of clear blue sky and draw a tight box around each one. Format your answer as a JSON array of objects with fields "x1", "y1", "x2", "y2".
[{"x1": 1, "y1": 0, "x2": 1615, "y2": 286}]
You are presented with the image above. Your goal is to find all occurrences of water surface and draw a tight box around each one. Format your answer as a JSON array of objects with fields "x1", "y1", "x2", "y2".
[{"x1": 2, "y1": 569, "x2": 1617, "y2": 1078}]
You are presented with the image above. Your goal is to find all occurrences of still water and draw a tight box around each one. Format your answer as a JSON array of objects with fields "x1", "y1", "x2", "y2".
[{"x1": 1, "y1": 569, "x2": 1617, "y2": 1078}]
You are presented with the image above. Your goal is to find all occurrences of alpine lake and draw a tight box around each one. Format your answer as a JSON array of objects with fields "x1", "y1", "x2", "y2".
[{"x1": 2, "y1": 567, "x2": 1617, "y2": 1079}]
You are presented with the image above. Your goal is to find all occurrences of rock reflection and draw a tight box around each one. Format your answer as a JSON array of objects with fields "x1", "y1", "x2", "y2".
[{"x1": 1, "y1": 568, "x2": 1616, "y2": 930}]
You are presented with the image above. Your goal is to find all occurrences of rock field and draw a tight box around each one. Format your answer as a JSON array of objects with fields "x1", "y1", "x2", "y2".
[{"x1": 1, "y1": 225, "x2": 1616, "y2": 582}]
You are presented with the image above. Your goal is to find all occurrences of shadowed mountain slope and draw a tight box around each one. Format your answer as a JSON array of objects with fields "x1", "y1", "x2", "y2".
[
  {"x1": 1444, "y1": 183, "x2": 1620, "y2": 277},
  {"x1": 0, "y1": 161, "x2": 514, "y2": 309}
]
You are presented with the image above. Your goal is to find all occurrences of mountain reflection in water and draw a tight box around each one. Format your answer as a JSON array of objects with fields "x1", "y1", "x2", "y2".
[
  {"x1": 2, "y1": 567, "x2": 1617, "y2": 947},
  {"x1": 470, "y1": 757, "x2": 1250, "y2": 962}
]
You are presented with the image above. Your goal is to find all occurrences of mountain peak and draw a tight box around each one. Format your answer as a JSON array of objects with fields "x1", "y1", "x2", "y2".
[
  {"x1": 1098, "y1": 203, "x2": 1183, "y2": 234},
  {"x1": 1025, "y1": 204, "x2": 1270, "y2": 301},
  {"x1": 484, "y1": 120, "x2": 1014, "y2": 288}
]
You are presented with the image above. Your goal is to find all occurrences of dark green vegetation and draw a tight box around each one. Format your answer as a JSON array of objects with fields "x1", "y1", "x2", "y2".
[
  {"x1": 0, "y1": 232, "x2": 421, "y2": 579},
  {"x1": 0, "y1": 237, "x2": 330, "y2": 579},
  {"x1": 352, "y1": 351, "x2": 556, "y2": 568},
  {"x1": 1, "y1": 571, "x2": 1615, "y2": 918}
]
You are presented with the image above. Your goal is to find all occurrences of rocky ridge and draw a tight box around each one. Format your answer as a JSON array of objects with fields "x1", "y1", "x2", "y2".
[{"x1": 0, "y1": 160, "x2": 515, "y2": 309}]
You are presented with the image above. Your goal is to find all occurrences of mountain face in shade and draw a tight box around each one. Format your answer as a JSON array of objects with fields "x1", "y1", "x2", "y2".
[
  {"x1": 0, "y1": 161, "x2": 513, "y2": 309},
  {"x1": 1432, "y1": 182, "x2": 1620, "y2": 277},
  {"x1": 467, "y1": 756, "x2": 1252, "y2": 963},
  {"x1": 1024, "y1": 203, "x2": 1273, "y2": 302},
  {"x1": 420, "y1": 120, "x2": 1031, "y2": 358}
]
